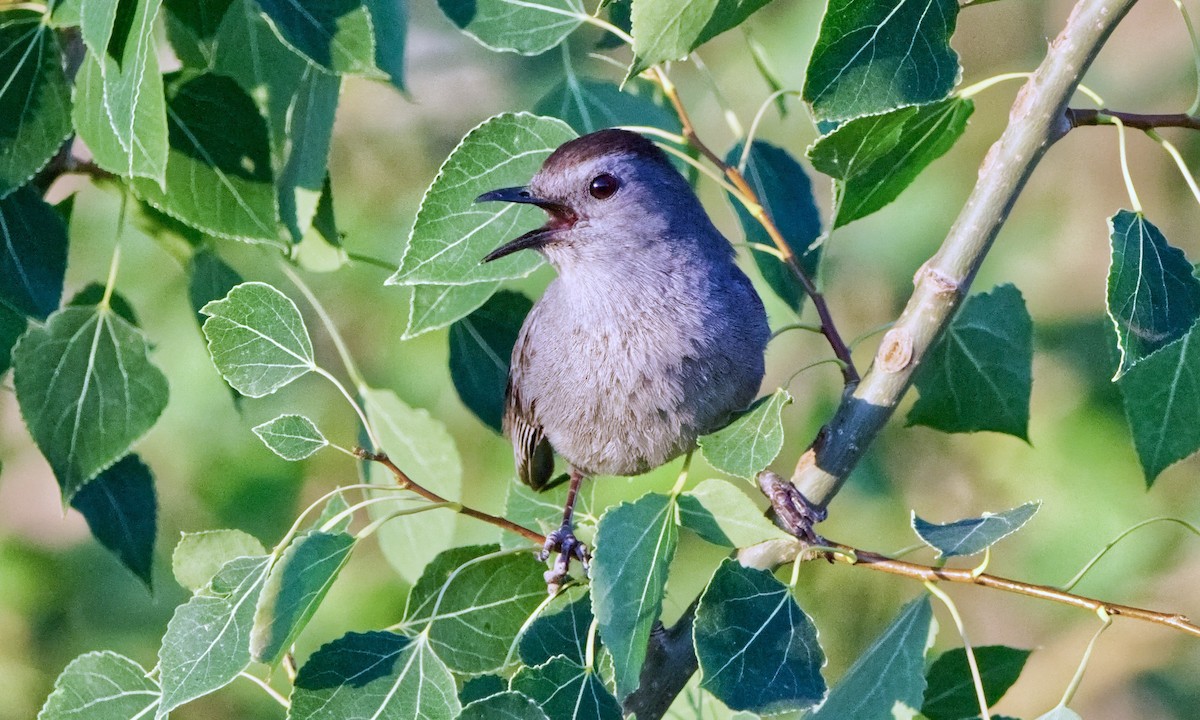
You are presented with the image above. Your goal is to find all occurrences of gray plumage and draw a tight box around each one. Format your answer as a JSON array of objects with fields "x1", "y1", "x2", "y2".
[{"x1": 482, "y1": 130, "x2": 770, "y2": 490}]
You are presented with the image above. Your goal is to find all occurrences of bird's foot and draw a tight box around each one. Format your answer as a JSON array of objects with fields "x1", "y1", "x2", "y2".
[
  {"x1": 758, "y1": 470, "x2": 828, "y2": 547},
  {"x1": 538, "y1": 523, "x2": 590, "y2": 595}
]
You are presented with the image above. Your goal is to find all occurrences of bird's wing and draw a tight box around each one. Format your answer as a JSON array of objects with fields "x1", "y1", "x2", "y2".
[{"x1": 504, "y1": 378, "x2": 556, "y2": 490}]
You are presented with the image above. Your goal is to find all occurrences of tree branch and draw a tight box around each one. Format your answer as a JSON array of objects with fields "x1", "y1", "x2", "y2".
[
  {"x1": 356, "y1": 449, "x2": 546, "y2": 545},
  {"x1": 1067, "y1": 107, "x2": 1200, "y2": 131},
  {"x1": 649, "y1": 67, "x2": 860, "y2": 386},
  {"x1": 781, "y1": 0, "x2": 1139, "y2": 517},
  {"x1": 623, "y1": 599, "x2": 700, "y2": 720}
]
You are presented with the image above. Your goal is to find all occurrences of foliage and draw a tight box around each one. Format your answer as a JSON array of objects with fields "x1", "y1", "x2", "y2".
[{"x1": 2, "y1": 0, "x2": 1197, "y2": 718}]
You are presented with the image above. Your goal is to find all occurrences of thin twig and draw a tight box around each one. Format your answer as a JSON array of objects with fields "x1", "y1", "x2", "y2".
[
  {"x1": 356, "y1": 448, "x2": 546, "y2": 544},
  {"x1": 647, "y1": 67, "x2": 860, "y2": 386},
  {"x1": 1067, "y1": 107, "x2": 1200, "y2": 131}
]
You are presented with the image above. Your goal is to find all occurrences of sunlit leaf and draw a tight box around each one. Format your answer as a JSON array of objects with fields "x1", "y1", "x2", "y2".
[
  {"x1": 725, "y1": 142, "x2": 820, "y2": 313},
  {"x1": 130, "y1": 73, "x2": 279, "y2": 244},
  {"x1": 912, "y1": 501, "x2": 1039, "y2": 558},
  {"x1": 810, "y1": 597, "x2": 933, "y2": 719},
  {"x1": 694, "y1": 0, "x2": 774, "y2": 47},
  {"x1": 808, "y1": 98, "x2": 973, "y2": 227},
  {"x1": 678, "y1": 478, "x2": 789, "y2": 548},
  {"x1": 69, "y1": 454, "x2": 157, "y2": 587},
  {"x1": 13, "y1": 305, "x2": 168, "y2": 500},
  {"x1": 158, "y1": 555, "x2": 271, "y2": 716},
  {"x1": 510, "y1": 656, "x2": 622, "y2": 720},
  {"x1": 591, "y1": 492, "x2": 678, "y2": 699},
  {"x1": 1035, "y1": 706, "x2": 1082, "y2": 720},
  {"x1": 699, "y1": 389, "x2": 791, "y2": 479},
  {"x1": 388, "y1": 113, "x2": 575, "y2": 286},
  {"x1": 364, "y1": 388, "x2": 464, "y2": 582},
  {"x1": 628, "y1": 0, "x2": 718, "y2": 76},
  {"x1": 449, "y1": 290, "x2": 531, "y2": 432},
  {"x1": 252, "y1": 414, "x2": 329, "y2": 461},
  {"x1": 518, "y1": 585, "x2": 593, "y2": 667},
  {"x1": 1117, "y1": 323, "x2": 1200, "y2": 483},
  {"x1": 171, "y1": 528, "x2": 266, "y2": 592},
  {"x1": 804, "y1": 0, "x2": 960, "y2": 122},
  {"x1": 922, "y1": 645, "x2": 1032, "y2": 720},
  {"x1": 252, "y1": 530, "x2": 356, "y2": 664},
  {"x1": 403, "y1": 546, "x2": 546, "y2": 674},
  {"x1": 0, "y1": 10, "x2": 72, "y2": 197},
  {"x1": 255, "y1": 0, "x2": 382, "y2": 76},
  {"x1": 436, "y1": 0, "x2": 585, "y2": 55},
  {"x1": 1106, "y1": 210, "x2": 1200, "y2": 377},
  {"x1": 460, "y1": 691, "x2": 549, "y2": 720},
  {"x1": 534, "y1": 77, "x2": 679, "y2": 136},
  {"x1": 0, "y1": 185, "x2": 68, "y2": 319},
  {"x1": 695, "y1": 558, "x2": 825, "y2": 713},
  {"x1": 908, "y1": 284, "x2": 1032, "y2": 439},
  {"x1": 291, "y1": 631, "x2": 461, "y2": 719},
  {"x1": 200, "y1": 282, "x2": 315, "y2": 397},
  {"x1": 39, "y1": 651, "x2": 160, "y2": 720},
  {"x1": 404, "y1": 281, "x2": 500, "y2": 339},
  {"x1": 72, "y1": 0, "x2": 169, "y2": 182}
]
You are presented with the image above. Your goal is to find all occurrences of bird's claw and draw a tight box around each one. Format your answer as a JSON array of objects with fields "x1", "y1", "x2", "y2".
[
  {"x1": 758, "y1": 470, "x2": 828, "y2": 547},
  {"x1": 539, "y1": 523, "x2": 590, "y2": 594}
]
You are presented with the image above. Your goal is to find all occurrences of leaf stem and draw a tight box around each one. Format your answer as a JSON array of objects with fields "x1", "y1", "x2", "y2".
[
  {"x1": 238, "y1": 671, "x2": 289, "y2": 708},
  {"x1": 1112, "y1": 116, "x2": 1143, "y2": 211},
  {"x1": 1145, "y1": 129, "x2": 1200, "y2": 207},
  {"x1": 740, "y1": 89, "x2": 802, "y2": 172},
  {"x1": 1058, "y1": 516, "x2": 1200, "y2": 592},
  {"x1": 100, "y1": 193, "x2": 130, "y2": 311},
  {"x1": 1059, "y1": 608, "x2": 1112, "y2": 708},
  {"x1": 343, "y1": 251, "x2": 398, "y2": 272},
  {"x1": 354, "y1": 501, "x2": 458, "y2": 540},
  {"x1": 669, "y1": 451, "x2": 694, "y2": 497},
  {"x1": 925, "y1": 581, "x2": 990, "y2": 720},
  {"x1": 313, "y1": 366, "x2": 383, "y2": 451},
  {"x1": 958, "y1": 72, "x2": 1033, "y2": 99},
  {"x1": 357, "y1": 448, "x2": 546, "y2": 544},
  {"x1": 1171, "y1": 0, "x2": 1200, "y2": 116},
  {"x1": 280, "y1": 263, "x2": 369, "y2": 390}
]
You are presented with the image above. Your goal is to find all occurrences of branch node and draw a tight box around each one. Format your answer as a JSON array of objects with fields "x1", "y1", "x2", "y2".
[{"x1": 876, "y1": 328, "x2": 915, "y2": 373}]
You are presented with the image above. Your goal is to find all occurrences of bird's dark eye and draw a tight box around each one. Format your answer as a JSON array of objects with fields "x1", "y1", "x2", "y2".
[{"x1": 589, "y1": 173, "x2": 620, "y2": 200}]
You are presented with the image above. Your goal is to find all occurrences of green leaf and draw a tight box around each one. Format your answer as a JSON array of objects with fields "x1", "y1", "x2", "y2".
[
  {"x1": 276, "y1": 64, "x2": 340, "y2": 243},
  {"x1": 363, "y1": 388, "x2": 464, "y2": 582},
  {"x1": 460, "y1": 691, "x2": 550, "y2": 720},
  {"x1": 678, "y1": 478, "x2": 789, "y2": 548},
  {"x1": 404, "y1": 281, "x2": 500, "y2": 339},
  {"x1": 698, "y1": 389, "x2": 791, "y2": 479},
  {"x1": 908, "y1": 284, "x2": 1032, "y2": 439},
  {"x1": 436, "y1": 0, "x2": 585, "y2": 55},
  {"x1": 1106, "y1": 210, "x2": 1200, "y2": 377},
  {"x1": 67, "y1": 283, "x2": 138, "y2": 324},
  {"x1": 291, "y1": 631, "x2": 461, "y2": 719},
  {"x1": 695, "y1": 0, "x2": 774, "y2": 46},
  {"x1": 13, "y1": 305, "x2": 169, "y2": 500},
  {"x1": 188, "y1": 248, "x2": 243, "y2": 324},
  {"x1": 460, "y1": 674, "x2": 508, "y2": 705},
  {"x1": 0, "y1": 303, "x2": 27, "y2": 375},
  {"x1": 0, "y1": 10, "x2": 72, "y2": 197},
  {"x1": 71, "y1": 0, "x2": 169, "y2": 182},
  {"x1": 365, "y1": 0, "x2": 406, "y2": 90},
  {"x1": 200, "y1": 282, "x2": 315, "y2": 397},
  {"x1": 591, "y1": 492, "x2": 678, "y2": 699},
  {"x1": 1035, "y1": 706, "x2": 1082, "y2": 720},
  {"x1": 38, "y1": 651, "x2": 160, "y2": 720},
  {"x1": 694, "y1": 558, "x2": 825, "y2": 713},
  {"x1": 255, "y1": 0, "x2": 382, "y2": 76},
  {"x1": 922, "y1": 645, "x2": 1032, "y2": 720},
  {"x1": 172, "y1": 529, "x2": 266, "y2": 591},
  {"x1": 534, "y1": 77, "x2": 680, "y2": 136},
  {"x1": 0, "y1": 185, "x2": 68, "y2": 319},
  {"x1": 252, "y1": 414, "x2": 329, "y2": 460},
  {"x1": 912, "y1": 501, "x2": 1039, "y2": 558},
  {"x1": 403, "y1": 544, "x2": 546, "y2": 674},
  {"x1": 518, "y1": 585, "x2": 593, "y2": 666},
  {"x1": 808, "y1": 98, "x2": 974, "y2": 227},
  {"x1": 388, "y1": 113, "x2": 576, "y2": 286},
  {"x1": 449, "y1": 290, "x2": 531, "y2": 432},
  {"x1": 510, "y1": 656, "x2": 622, "y2": 720},
  {"x1": 1117, "y1": 324, "x2": 1200, "y2": 483},
  {"x1": 803, "y1": 0, "x2": 960, "y2": 122},
  {"x1": 130, "y1": 72, "x2": 279, "y2": 244},
  {"x1": 312, "y1": 492, "x2": 353, "y2": 533},
  {"x1": 628, "y1": 0, "x2": 719, "y2": 76},
  {"x1": 251, "y1": 529, "x2": 356, "y2": 664},
  {"x1": 725, "y1": 142, "x2": 820, "y2": 313},
  {"x1": 158, "y1": 555, "x2": 271, "y2": 716},
  {"x1": 69, "y1": 454, "x2": 157, "y2": 587},
  {"x1": 811, "y1": 597, "x2": 933, "y2": 719},
  {"x1": 162, "y1": 0, "x2": 236, "y2": 41}
]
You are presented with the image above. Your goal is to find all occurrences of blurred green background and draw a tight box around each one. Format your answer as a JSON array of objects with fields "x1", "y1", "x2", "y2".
[{"x1": 3, "y1": 0, "x2": 1200, "y2": 718}]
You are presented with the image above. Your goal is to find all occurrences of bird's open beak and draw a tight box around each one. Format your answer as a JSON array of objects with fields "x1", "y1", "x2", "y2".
[{"x1": 476, "y1": 186, "x2": 576, "y2": 263}]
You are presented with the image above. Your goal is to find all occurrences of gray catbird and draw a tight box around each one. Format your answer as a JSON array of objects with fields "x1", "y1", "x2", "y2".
[{"x1": 478, "y1": 129, "x2": 770, "y2": 586}]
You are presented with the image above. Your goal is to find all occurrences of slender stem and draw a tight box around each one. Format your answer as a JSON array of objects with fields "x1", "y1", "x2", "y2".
[
  {"x1": 238, "y1": 672, "x2": 290, "y2": 708},
  {"x1": 770, "y1": 322, "x2": 824, "y2": 340},
  {"x1": 959, "y1": 71, "x2": 1033, "y2": 99},
  {"x1": 1067, "y1": 107, "x2": 1200, "y2": 131},
  {"x1": 1172, "y1": 0, "x2": 1200, "y2": 115},
  {"x1": 313, "y1": 366, "x2": 382, "y2": 451},
  {"x1": 1146, "y1": 129, "x2": 1200, "y2": 207},
  {"x1": 789, "y1": 0, "x2": 1140, "y2": 510},
  {"x1": 1060, "y1": 609, "x2": 1113, "y2": 707},
  {"x1": 1112, "y1": 117, "x2": 1143, "y2": 211},
  {"x1": 344, "y1": 250, "x2": 398, "y2": 272},
  {"x1": 740, "y1": 89, "x2": 802, "y2": 171},
  {"x1": 1059, "y1": 516, "x2": 1200, "y2": 592},
  {"x1": 648, "y1": 66, "x2": 859, "y2": 385},
  {"x1": 100, "y1": 193, "x2": 129, "y2": 310},
  {"x1": 355, "y1": 501, "x2": 459, "y2": 540},
  {"x1": 925, "y1": 582, "x2": 990, "y2": 720},
  {"x1": 281, "y1": 263, "x2": 369, "y2": 390},
  {"x1": 669, "y1": 451, "x2": 694, "y2": 496},
  {"x1": 357, "y1": 449, "x2": 546, "y2": 544}
]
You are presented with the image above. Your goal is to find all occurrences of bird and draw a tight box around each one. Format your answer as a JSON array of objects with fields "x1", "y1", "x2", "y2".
[{"x1": 477, "y1": 128, "x2": 770, "y2": 588}]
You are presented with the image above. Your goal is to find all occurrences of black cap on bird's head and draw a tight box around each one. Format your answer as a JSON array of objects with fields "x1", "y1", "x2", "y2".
[{"x1": 476, "y1": 129, "x2": 677, "y2": 263}]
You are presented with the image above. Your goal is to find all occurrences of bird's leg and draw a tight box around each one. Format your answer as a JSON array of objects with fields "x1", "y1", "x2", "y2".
[
  {"x1": 539, "y1": 467, "x2": 590, "y2": 593},
  {"x1": 758, "y1": 470, "x2": 828, "y2": 547}
]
